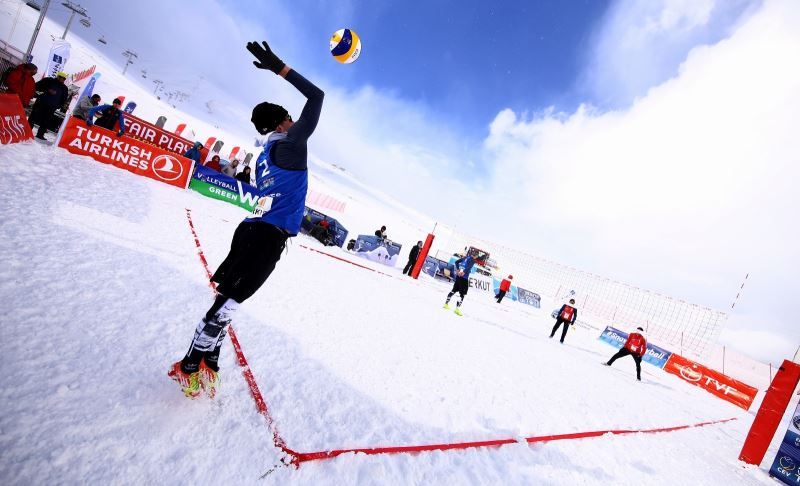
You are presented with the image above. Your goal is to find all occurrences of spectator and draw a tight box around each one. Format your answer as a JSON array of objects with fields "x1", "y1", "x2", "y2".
[
  {"x1": 3, "y1": 63, "x2": 38, "y2": 107},
  {"x1": 496, "y1": 275, "x2": 513, "y2": 303},
  {"x1": 235, "y1": 166, "x2": 252, "y2": 184},
  {"x1": 604, "y1": 327, "x2": 647, "y2": 381},
  {"x1": 374, "y1": 225, "x2": 387, "y2": 239},
  {"x1": 222, "y1": 159, "x2": 239, "y2": 177},
  {"x1": 72, "y1": 93, "x2": 101, "y2": 121},
  {"x1": 28, "y1": 71, "x2": 69, "y2": 140},
  {"x1": 346, "y1": 239, "x2": 356, "y2": 251},
  {"x1": 310, "y1": 219, "x2": 333, "y2": 245},
  {"x1": 549, "y1": 298, "x2": 578, "y2": 343},
  {"x1": 87, "y1": 98, "x2": 126, "y2": 137},
  {"x1": 402, "y1": 240, "x2": 423, "y2": 276},
  {"x1": 443, "y1": 254, "x2": 476, "y2": 316},
  {"x1": 184, "y1": 142, "x2": 203, "y2": 164},
  {"x1": 205, "y1": 154, "x2": 222, "y2": 172}
]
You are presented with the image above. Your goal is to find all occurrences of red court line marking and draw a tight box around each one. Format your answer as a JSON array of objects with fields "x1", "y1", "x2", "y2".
[
  {"x1": 291, "y1": 417, "x2": 737, "y2": 463},
  {"x1": 186, "y1": 210, "x2": 736, "y2": 467},
  {"x1": 185, "y1": 209, "x2": 300, "y2": 464},
  {"x1": 298, "y1": 244, "x2": 395, "y2": 278}
]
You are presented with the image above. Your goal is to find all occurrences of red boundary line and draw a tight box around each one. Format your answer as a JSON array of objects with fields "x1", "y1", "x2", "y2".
[
  {"x1": 186, "y1": 210, "x2": 737, "y2": 467},
  {"x1": 298, "y1": 244, "x2": 395, "y2": 278},
  {"x1": 185, "y1": 209, "x2": 301, "y2": 464}
]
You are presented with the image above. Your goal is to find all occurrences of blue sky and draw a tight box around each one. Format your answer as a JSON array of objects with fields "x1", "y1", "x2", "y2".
[{"x1": 29, "y1": 0, "x2": 800, "y2": 364}]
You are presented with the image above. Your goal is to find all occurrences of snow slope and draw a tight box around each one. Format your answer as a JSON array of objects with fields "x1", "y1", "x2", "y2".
[{"x1": 0, "y1": 141, "x2": 786, "y2": 485}]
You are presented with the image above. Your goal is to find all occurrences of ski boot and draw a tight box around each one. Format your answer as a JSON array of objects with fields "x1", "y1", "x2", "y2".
[{"x1": 168, "y1": 361, "x2": 202, "y2": 398}]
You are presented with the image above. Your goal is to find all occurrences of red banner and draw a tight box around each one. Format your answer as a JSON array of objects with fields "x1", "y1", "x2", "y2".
[
  {"x1": 663, "y1": 353, "x2": 758, "y2": 410},
  {"x1": 58, "y1": 117, "x2": 194, "y2": 189},
  {"x1": 0, "y1": 94, "x2": 34, "y2": 144},
  {"x1": 124, "y1": 113, "x2": 207, "y2": 161}
]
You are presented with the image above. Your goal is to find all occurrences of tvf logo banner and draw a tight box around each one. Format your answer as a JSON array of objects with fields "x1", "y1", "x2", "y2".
[
  {"x1": 124, "y1": 113, "x2": 208, "y2": 161},
  {"x1": 0, "y1": 94, "x2": 33, "y2": 144},
  {"x1": 769, "y1": 401, "x2": 800, "y2": 485},
  {"x1": 663, "y1": 353, "x2": 757, "y2": 410},
  {"x1": 58, "y1": 117, "x2": 194, "y2": 189},
  {"x1": 598, "y1": 326, "x2": 673, "y2": 369}
]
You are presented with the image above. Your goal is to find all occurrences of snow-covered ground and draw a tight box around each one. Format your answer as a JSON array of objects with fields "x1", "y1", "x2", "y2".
[
  {"x1": 0, "y1": 140, "x2": 790, "y2": 485},
  {"x1": 2, "y1": 1, "x2": 798, "y2": 484}
]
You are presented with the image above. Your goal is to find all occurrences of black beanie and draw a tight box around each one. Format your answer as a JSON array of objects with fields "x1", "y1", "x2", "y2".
[{"x1": 251, "y1": 102, "x2": 288, "y2": 134}]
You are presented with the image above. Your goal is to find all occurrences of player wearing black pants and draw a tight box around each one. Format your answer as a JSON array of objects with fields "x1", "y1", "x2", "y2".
[
  {"x1": 606, "y1": 348, "x2": 642, "y2": 380},
  {"x1": 402, "y1": 241, "x2": 422, "y2": 276},
  {"x1": 550, "y1": 298, "x2": 578, "y2": 343},
  {"x1": 168, "y1": 39, "x2": 323, "y2": 398},
  {"x1": 443, "y1": 255, "x2": 475, "y2": 316}
]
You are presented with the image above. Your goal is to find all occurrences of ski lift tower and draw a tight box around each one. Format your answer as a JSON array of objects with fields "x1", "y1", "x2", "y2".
[{"x1": 60, "y1": 1, "x2": 89, "y2": 40}]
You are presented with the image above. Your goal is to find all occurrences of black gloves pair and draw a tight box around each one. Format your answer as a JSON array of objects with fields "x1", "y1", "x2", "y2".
[{"x1": 246, "y1": 41, "x2": 285, "y2": 74}]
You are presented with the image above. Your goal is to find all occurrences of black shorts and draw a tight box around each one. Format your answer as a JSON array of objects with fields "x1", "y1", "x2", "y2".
[
  {"x1": 450, "y1": 277, "x2": 469, "y2": 296},
  {"x1": 212, "y1": 221, "x2": 288, "y2": 302}
]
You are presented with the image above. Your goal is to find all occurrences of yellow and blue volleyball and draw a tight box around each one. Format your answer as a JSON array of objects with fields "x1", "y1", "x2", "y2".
[{"x1": 329, "y1": 28, "x2": 361, "y2": 64}]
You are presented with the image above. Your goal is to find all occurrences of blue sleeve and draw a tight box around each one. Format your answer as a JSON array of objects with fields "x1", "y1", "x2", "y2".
[
  {"x1": 572, "y1": 308, "x2": 577, "y2": 323},
  {"x1": 118, "y1": 112, "x2": 125, "y2": 133},
  {"x1": 87, "y1": 104, "x2": 110, "y2": 119}
]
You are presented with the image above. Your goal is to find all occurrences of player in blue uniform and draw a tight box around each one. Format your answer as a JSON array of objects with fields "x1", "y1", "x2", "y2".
[
  {"x1": 169, "y1": 40, "x2": 324, "y2": 397},
  {"x1": 443, "y1": 255, "x2": 476, "y2": 316}
]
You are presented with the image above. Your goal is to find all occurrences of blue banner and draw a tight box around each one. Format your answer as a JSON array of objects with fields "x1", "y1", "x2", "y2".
[
  {"x1": 354, "y1": 235, "x2": 402, "y2": 267},
  {"x1": 598, "y1": 326, "x2": 673, "y2": 369},
  {"x1": 770, "y1": 403, "x2": 800, "y2": 485},
  {"x1": 191, "y1": 164, "x2": 260, "y2": 210},
  {"x1": 123, "y1": 101, "x2": 137, "y2": 114},
  {"x1": 421, "y1": 256, "x2": 455, "y2": 281},
  {"x1": 516, "y1": 287, "x2": 541, "y2": 308},
  {"x1": 300, "y1": 207, "x2": 348, "y2": 248}
]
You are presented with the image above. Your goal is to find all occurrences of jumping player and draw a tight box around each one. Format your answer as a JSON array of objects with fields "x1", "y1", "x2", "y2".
[
  {"x1": 168, "y1": 40, "x2": 324, "y2": 398},
  {"x1": 443, "y1": 254, "x2": 475, "y2": 316}
]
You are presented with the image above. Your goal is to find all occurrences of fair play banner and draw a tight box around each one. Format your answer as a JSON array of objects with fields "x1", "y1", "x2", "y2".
[
  {"x1": 0, "y1": 94, "x2": 34, "y2": 144},
  {"x1": 124, "y1": 113, "x2": 208, "y2": 161},
  {"x1": 663, "y1": 353, "x2": 758, "y2": 410},
  {"x1": 58, "y1": 117, "x2": 194, "y2": 189}
]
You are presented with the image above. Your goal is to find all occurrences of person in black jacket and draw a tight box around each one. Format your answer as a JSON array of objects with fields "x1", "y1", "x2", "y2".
[
  {"x1": 550, "y1": 298, "x2": 578, "y2": 343},
  {"x1": 235, "y1": 166, "x2": 252, "y2": 184},
  {"x1": 87, "y1": 98, "x2": 126, "y2": 136},
  {"x1": 28, "y1": 71, "x2": 69, "y2": 140},
  {"x1": 403, "y1": 241, "x2": 423, "y2": 276},
  {"x1": 374, "y1": 225, "x2": 387, "y2": 240}
]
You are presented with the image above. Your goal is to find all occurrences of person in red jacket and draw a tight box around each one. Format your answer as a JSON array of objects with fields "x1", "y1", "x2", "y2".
[
  {"x1": 496, "y1": 275, "x2": 513, "y2": 303},
  {"x1": 605, "y1": 327, "x2": 647, "y2": 381},
  {"x1": 3, "y1": 63, "x2": 38, "y2": 107},
  {"x1": 204, "y1": 154, "x2": 222, "y2": 172},
  {"x1": 550, "y1": 298, "x2": 578, "y2": 343}
]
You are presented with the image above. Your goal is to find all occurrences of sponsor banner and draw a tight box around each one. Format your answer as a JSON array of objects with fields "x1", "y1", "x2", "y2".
[
  {"x1": 0, "y1": 94, "x2": 34, "y2": 144},
  {"x1": 468, "y1": 273, "x2": 494, "y2": 296},
  {"x1": 516, "y1": 287, "x2": 541, "y2": 308},
  {"x1": 124, "y1": 113, "x2": 207, "y2": 161},
  {"x1": 769, "y1": 402, "x2": 800, "y2": 485},
  {"x1": 307, "y1": 189, "x2": 347, "y2": 213},
  {"x1": 175, "y1": 123, "x2": 186, "y2": 136},
  {"x1": 189, "y1": 164, "x2": 259, "y2": 210},
  {"x1": 663, "y1": 353, "x2": 758, "y2": 410},
  {"x1": 354, "y1": 235, "x2": 401, "y2": 267},
  {"x1": 598, "y1": 326, "x2": 673, "y2": 368},
  {"x1": 300, "y1": 207, "x2": 349, "y2": 248},
  {"x1": 421, "y1": 256, "x2": 455, "y2": 281},
  {"x1": 123, "y1": 101, "x2": 137, "y2": 114},
  {"x1": 58, "y1": 117, "x2": 194, "y2": 189},
  {"x1": 43, "y1": 40, "x2": 70, "y2": 79}
]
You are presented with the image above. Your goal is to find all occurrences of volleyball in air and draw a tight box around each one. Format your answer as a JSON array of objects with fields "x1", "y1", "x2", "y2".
[{"x1": 329, "y1": 28, "x2": 361, "y2": 64}]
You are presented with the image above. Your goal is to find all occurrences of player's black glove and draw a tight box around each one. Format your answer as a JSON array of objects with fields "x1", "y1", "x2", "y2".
[{"x1": 246, "y1": 41, "x2": 285, "y2": 74}]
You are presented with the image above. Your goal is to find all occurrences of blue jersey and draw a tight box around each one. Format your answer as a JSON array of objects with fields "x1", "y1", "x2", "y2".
[
  {"x1": 245, "y1": 139, "x2": 308, "y2": 235},
  {"x1": 455, "y1": 255, "x2": 475, "y2": 278}
]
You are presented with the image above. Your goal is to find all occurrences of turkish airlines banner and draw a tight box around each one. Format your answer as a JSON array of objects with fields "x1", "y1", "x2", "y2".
[
  {"x1": 0, "y1": 94, "x2": 34, "y2": 144},
  {"x1": 663, "y1": 353, "x2": 758, "y2": 410},
  {"x1": 124, "y1": 113, "x2": 208, "y2": 161},
  {"x1": 58, "y1": 117, "x2": 194, "y2": 189}
]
